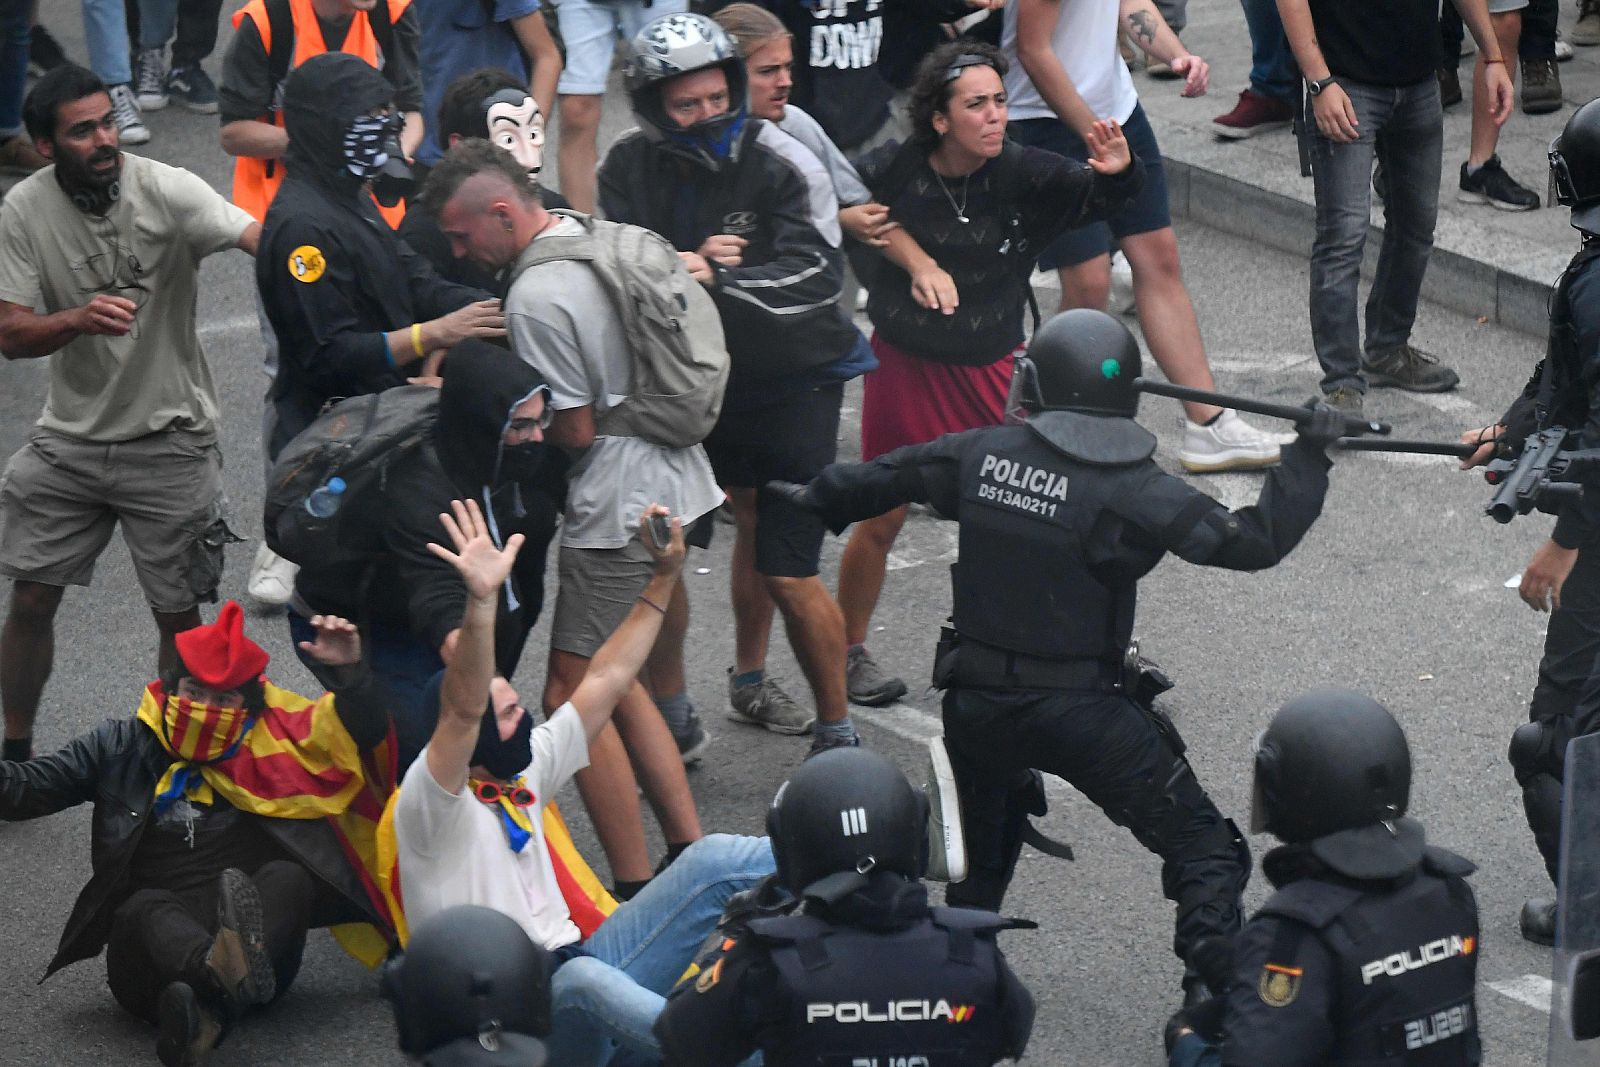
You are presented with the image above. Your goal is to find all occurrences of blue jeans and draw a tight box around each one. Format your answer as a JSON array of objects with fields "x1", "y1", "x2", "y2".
[
  {"x1": 82, "y1": 0, "x2": 132, "y2": 84},
  {"x1": 138, "y1": 0, "x2": 179, "y2": 50},
  {"x1": 0, "y1": 0, "x2": 30, "y2": 137},
  {"x1": 1307, "y1": 76, "x2": 1443, "y2": 394},
  {"x1": 1240, "y1": 0, "x2": 1297, "y2": 102},
  {"x1": 547, "y1": 834, "x2": 776, "y2": 1066},
  {"x1": 287, "y1": 610, "x2": 443, "y2": 775},
  {"x1": 1169, "y1": 1032, "x2": 1222, "y2": 1067}
]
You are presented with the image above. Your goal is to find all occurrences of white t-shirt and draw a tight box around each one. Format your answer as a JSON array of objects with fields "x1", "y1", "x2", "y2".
[
  {"x1": 394, "y1": 703, "x2": 592, "y2": 949},
  {"x1": 506, "y1": 215, "x2": 724, "y2": 550},
  {"x1": 1001, "y1": 0, "x2": 1140, "y2": 125}
]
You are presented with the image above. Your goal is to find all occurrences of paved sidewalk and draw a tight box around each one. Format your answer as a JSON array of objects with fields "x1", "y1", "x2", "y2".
[{"x1": 1136, "y1": 0, "x2": 1600, "y2": 336}]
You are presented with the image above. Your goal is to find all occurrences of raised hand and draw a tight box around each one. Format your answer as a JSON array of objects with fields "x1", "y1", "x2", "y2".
[
  {"x1": 427, "y1": 498, "x2": 525, "y2": 602},
  {"x1": 297, "y1": 614, "x2": 362, "y2": 667},
  {"x1": 1084, "y1": 119, "x2": 1132, "y2": 175}
]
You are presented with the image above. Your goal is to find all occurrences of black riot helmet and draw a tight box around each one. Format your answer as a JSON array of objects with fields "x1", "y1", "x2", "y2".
[
  {"x1": 623, "y1": 13, "x2": 749, "y2": 171},
  {"x1": 1008, "y1": 308, "x2": 1142, "y2": 420},
  {"x1": 1251, "y1": 689, "x2": 1425, "y2": 880},
  {"x1": 382, "y1": 905, "x2": 552, "y2": 1065},
  {"x1": 1551, "y1": 97, "x2": 1600, "y2": 234},
  {"x1": 767, "y1": 747, "x2": 929, "y2": 897}
]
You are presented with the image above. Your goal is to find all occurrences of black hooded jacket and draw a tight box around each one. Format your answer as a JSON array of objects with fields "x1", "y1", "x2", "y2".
[
  {"x1": 257, "y1": 53, "x2": 489, "y2": 456},
  {"x1": 295, "y1": 342, "x2": 566, "y2": 674}
]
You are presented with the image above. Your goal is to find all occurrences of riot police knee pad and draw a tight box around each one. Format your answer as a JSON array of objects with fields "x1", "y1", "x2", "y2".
[{"x1": 1510, "y1": 719, "x2": 1567, "y2": 786}]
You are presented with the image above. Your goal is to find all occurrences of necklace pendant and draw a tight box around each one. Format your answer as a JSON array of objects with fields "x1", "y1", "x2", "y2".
[{"x1": 957, "y1": 214, "x2": 970, "y2": 224}]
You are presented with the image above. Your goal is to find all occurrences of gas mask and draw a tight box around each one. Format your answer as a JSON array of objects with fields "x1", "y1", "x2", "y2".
[
  {"x1": 344, "y1": 111, "x2": 415, "y2": 206},
  {"x1": 482, "y1": 88, "x2": 546, "y2": 178}
]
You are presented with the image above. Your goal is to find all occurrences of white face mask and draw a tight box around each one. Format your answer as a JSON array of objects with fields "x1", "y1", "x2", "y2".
[{"x1": 484, "y1": 92, "x2": 545, "y2": 178}]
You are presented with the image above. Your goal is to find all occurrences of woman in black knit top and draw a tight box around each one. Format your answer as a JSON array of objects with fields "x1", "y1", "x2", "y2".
[{"x1": 836, "y1": 40, "x2": 1142, "y2": 704}]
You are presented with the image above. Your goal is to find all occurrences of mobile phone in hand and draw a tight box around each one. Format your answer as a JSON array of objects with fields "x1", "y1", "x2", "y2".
[{"x1": 648, "y1": 513, "x2": 673, "y2": 550}]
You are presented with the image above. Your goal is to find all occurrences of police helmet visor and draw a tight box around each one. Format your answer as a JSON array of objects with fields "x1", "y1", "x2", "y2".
[
  {"x1": 1248, "y1": 728, "x2": 1270, "y2": 835},
  {"x1": 1552, "y1": 136, "x2": 1579, "y2": 208},
  {"x1": 1005, "y1": 354, "x2": 1044, "y2": 424}
]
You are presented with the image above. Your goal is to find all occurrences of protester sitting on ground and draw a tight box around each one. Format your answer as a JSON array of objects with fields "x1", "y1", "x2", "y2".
[
  {"x1": 601, "y1": 13, "x2": 871, "y2": 754},
  {"x1": 422, "y1": 139, "x2": 719, "y2": 899},
  {"x1": 399, "y1": 66, "x2": 570, "y2": 293},
  {"x1": 832, "y1": 41, "x2": 1142, "y2": 706},
  {"x1": 0, "y1": 604, "x2": 398, "y2": 1067},
  {"x1": 392, "y1": 499, "x2": 774, "y2": 1067},
  {"x1": 283, "y1": 342, "x2": 566, "y2": 773}
]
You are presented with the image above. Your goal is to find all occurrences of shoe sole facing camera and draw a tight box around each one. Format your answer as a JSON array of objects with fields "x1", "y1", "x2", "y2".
[
  {"x1": 210, "y1": 868, "x2": 276, "y2": 1007},
  {"x1": 1214, "y1": 119, "x2": 1291, "y2": 140},
  {"x1": 1179, "y1": 450, "x2": 1281, "y2": 473},
  {"x1": 925, "y1": 735, "x2": 967, "y2": 883},
  {"x1": 1457, "y1": 188, "x2": 1539, "y2": 210}
]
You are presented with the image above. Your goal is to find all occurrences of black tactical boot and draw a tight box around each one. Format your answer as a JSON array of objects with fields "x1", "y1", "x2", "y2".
[{"x1": 1521, "y1": 897, "x2": 1557, "y2": 946}]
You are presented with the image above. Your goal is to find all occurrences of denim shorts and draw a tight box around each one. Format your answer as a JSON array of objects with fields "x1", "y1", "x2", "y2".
[
  {"x1": 554, "y1": 0, "x2": 688, "y2": 96},
  {"x1": 1009, "y1": 103, "x2": 1173, "y2": 269}
]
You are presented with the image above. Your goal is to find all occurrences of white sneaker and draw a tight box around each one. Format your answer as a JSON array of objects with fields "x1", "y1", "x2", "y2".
[
  {"x1": 1109, "y1": 250, "x2": 1137, "y2": 316},
  {"x1": 1178, "y1": 409, "x2": 1282, "y2": 473},
  {"x1": 924, "y1": 736, "x2": 967, "y2": 883},
  {"x1": 108, "y1": 83, "x2": 151, "y2": 145},
  {"x1": 246, "y1": 543, "x2": 298, "y2": 608},
  {"x1": 134, "y1": 46, "x2": 169, "y2": 110},
  {"x1": 1557, "y1": 34, "x2": 1576, "y2": 61}
]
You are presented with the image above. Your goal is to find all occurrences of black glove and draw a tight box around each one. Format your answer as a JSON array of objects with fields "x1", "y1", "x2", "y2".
[
  {"x1": 1295, "y1": 399, "x2": 1347, "y2": 451},
  {"x1": 763, "y1": 479, "x2": 821, "y2": 513},
  {"x1": 1563, "y1": 448, "x2": 1600, "y2": 488}
]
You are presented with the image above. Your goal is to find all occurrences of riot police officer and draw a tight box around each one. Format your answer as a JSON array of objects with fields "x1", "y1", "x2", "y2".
[
  {"x1": 769, "y1": 308, "x2": 1344, "y2": 1000},
  {"x1": 1166, "y1": 690, "x2": 1480, "y2": 1067},
  {"x1": 653, "y1": 747, "x2": 1035, "y2": 1067},
  {"x1": 382, "y1": 904, "x2": 553, "y2": 1065},
  {"x1": 1458, "y1": 96, "x2": 1600, "y2": 946}
]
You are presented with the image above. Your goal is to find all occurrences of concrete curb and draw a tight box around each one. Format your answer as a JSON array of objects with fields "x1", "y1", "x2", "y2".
[{"x1": 1163, "y1": 152, "x2": 1553, "y2": 340}]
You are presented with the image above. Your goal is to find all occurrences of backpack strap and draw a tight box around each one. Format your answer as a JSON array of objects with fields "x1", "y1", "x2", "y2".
[{"x1": 265, "y1": 0, "x2": 294, "y2": 101}]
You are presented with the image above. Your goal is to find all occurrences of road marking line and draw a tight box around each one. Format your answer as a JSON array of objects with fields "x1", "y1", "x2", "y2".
[
  {"x1": 197, "y1": 314, "x2": 259, "y2": 339},
  {"x1": 1488, "y1": 973, "x2": 1553, "y2": 1013}
]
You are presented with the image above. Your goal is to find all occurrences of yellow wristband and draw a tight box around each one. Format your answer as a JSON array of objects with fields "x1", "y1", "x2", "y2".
[{"x1": 410, "y1": 323, "x2": 425, "y2": 359}]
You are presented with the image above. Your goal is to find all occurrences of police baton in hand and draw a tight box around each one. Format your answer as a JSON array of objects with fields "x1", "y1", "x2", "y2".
[{"x1": 1132, "y1": 378, "x2": 1391, "y2": 438}]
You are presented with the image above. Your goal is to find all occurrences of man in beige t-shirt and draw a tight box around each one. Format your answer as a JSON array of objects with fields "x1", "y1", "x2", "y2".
[{"x1": 0, "y1": 65, "x2": 259, "y2": 762}]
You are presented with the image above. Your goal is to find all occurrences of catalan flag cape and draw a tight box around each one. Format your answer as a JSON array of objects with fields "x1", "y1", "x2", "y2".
[
  {"x1": 135, "y1": 681, "x2": 400, "y2": 966},
  {"x1": 374, "y1": 788, "x2": 618, "y2": 947}
]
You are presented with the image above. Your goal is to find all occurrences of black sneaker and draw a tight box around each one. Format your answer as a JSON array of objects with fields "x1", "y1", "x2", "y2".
[
  {"x1": 1459, "y1": 155, "x2": 1539, "y2": 211},
  {"x1": 670, "y1": 707, "x2": 712, "y2": 765},
  {"x1": 1361, "y1": 344, "x2": 1460, "y2": 393},
  {"x1": 167, "y1": 64, "x2": 220, "y2": 114},
  {"x1": 804, "y1": 730, "x2": 861, "y2": 760},
  {"x1": 155, "y1": 982, "x2": 223, "y2": 1067}
]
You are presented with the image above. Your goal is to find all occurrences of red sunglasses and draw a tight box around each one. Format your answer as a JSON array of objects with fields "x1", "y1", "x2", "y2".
[{"x1": 473, "y1": 780, "x2": 535, "y2": 806}]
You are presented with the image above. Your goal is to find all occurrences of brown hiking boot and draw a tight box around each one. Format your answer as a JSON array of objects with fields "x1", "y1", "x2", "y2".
[
  {"x1": 1521, "y1": 57, "x2": 1563, "y2": 115},
  {"x1": 1361, "y1": 344, "x2": 1460, "y2": 393}
]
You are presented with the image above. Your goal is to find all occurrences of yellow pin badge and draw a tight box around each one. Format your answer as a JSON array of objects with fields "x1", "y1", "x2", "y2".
[
  {"x1": 1258, "y1": 963, "x2": 1303, "y2": 1007},
  {"x1": 695, "y1": 957, "x2": 724, "y2": 994},
  {"x1": 288, "y1": 245, "x2": 326, "y2": 284}
]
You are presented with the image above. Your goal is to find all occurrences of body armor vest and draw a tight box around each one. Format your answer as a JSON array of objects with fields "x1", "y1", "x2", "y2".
[
  {"x1": 950, "y1": 423, "x2": 1135, "y2": 660},
  {"x1": 747, "y1": 908, "x2": 1016, "y2": 1067},
  {"x1": 1259, "y1": 850, "x2": 1480, "y2": 1066}
]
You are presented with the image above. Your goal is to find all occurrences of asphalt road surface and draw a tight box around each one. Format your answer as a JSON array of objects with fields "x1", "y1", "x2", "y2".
[{"x1": 0, "y1": 17, "x2": 1569, "y2": 1066}]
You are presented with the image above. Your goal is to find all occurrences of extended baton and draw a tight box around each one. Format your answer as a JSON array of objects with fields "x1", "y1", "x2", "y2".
[
  {"x1": 1333, "y1": 438, "x2": 1479, "y2": 458},
  {"x1": 1131, "y1": 378, "x2": 1391, "y2": 437}
]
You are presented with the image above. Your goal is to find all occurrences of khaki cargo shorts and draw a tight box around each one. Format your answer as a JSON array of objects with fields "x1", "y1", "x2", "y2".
[
  {"x1": 0, "y1": 427, "x2": 233, "y2": 613},
  {"x1": 550, "y1": 536, "x2": 656, "y2": 659}
]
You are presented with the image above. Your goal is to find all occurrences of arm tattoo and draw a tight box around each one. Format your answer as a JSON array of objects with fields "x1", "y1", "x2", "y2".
[{"x1": 1128, "y1": 9, "x2": 1158, "y2": 46}]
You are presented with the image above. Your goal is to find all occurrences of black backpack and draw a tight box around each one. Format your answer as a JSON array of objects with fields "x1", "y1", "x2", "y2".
[{"x1": 264, "y1": 385, "x2": 438, "y2": 568}]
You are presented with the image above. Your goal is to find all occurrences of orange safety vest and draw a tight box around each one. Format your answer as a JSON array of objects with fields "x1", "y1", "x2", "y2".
[{"x1": 230, "y1": 0, "x2": 410, "y2": 227}]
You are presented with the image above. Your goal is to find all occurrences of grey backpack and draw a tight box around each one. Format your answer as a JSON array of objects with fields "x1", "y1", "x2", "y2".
[{"x1": 509, "y1": 211, "x2": 729, "y2": 448}]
